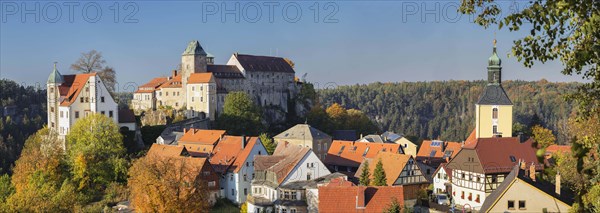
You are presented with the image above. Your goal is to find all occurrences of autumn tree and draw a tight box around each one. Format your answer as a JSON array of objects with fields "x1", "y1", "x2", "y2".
[
  {"x1": 326, "y1": 103, "x2": 348, "y2": 128},
  {"x1": 216, "y1": 92, "x2": 263, "y2": 135},
  {"x1": 5, "y1": 127, "x2": 78, "y2": 212},
  {"x1": 372, "y1": 158, "x2": 387, "y2": 186},
  {"x1": 359, "y1": 161, "x2": 371, "y2": 186},
  {"x1": 66, "y1": 113, "x2": 127, "y2": 198},
  {"x1": 259, "y1": 133, "x2": 276, "y2": 155},
  {"x1": 71, "y1": 50, "x2": 117, "y2": 93},
  {"x1": 128, "y1": 155, "x2": 210, "y2": 212},
  {"x1": 532, "y1": 125, "x2": 556, "y2": 149}
]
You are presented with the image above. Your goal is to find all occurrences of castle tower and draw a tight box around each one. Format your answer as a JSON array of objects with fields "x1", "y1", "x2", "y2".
[
  {"x1": 181, "y1": 40, "x2": 208, "y2": 101},
  {"x1": 47, "y1": 62, "x2": 64, "y2": 133},
  {"x1": 475, "y1": 40, "x2": 513, "y2": 138}
]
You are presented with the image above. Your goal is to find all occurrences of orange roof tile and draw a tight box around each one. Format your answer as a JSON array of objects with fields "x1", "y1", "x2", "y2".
[
  {"x1": 545, "y1": 145, "x2": 571, "y2": 155},
  {"x1": 188, "y1": 73, "x2": 214, "y2": 84},
  {"x1": 208, "y1": 136, "x2": 260, "y2": 174},
  {"x1": 355, "y1": 152, "x2": 412, "y2": 186},
  {"x1": 324, "y1": 140, "x2": 402, "y2": 168},
  {"x1": 147, "y1": 144, "x2": 188, "y2": 158},
  {"x1": 178, "y1": 129, "x2": 226, "y2": 145},
  {"x1": 135, "y1": 77, "x2": 168, "y2": 93},
  {"x1": 319, "y1": 185, "x2": 404, "y2": 213},
  {"x1": 464, "y1": 128, "x2": 477, "y2": 147},
  {"x1": 158, "y1": 75, "x2": 182, "y2": 88},
  {"x1": 59, "y1": 73, "x2": 97, "y2": 106},
  {"x1": 416, "y1": 140, "x2": 462, "y2": 160}
]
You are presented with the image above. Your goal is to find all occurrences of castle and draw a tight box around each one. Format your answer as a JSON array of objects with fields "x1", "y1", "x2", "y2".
[
  {"x1": 132, "y1": 41, "x2": 299, "y2": 120},
  {"x1": 46, "y1": 63, "x2": 135, "y2": 141}
]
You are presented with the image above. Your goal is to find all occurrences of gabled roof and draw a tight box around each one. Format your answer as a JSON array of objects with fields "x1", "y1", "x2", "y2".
[
  {"x1": 479, "y1": 165, "x2": 574, "y2": 212},
  {"x1": 416, "y1": 140, "x2": 462, "y2": 160},
  {"x1": 319, "y1": 184, "x2": 404, "y2": 213},
  {"x1": 447, "y1": 137, "x2": 542, "y2": 174},
  {"x1": 58, "y1": 73, "x2": 97, "y2": 106},
  {"x1": 464, "y1": 128, "x2": 477, "y2": 147},
  {"x1": 208, "y1": 136, "x2": 262, "y2": 174},
  {"x1": 324, "y1": 140, "x2": 402, "y2": 168},
  {"x1": 355, "y1": 152, "x2": 412, "y2": 186},
  {"x1": 178, "y1": 129, "x2": 226, "y2": 145},
  {"x1": 135, "y1": 77, "x2": 168, "y2": 93},
  {"x1": 188, "y1": 73, "x2": 214, "y2": 84},
  {"x1": 147, "y1": 144, "x2": 188, "y2": 158},
  {"x1": 254, "y1": 141, "x2": 311, "y2": 184},
  {"x1": 476, "y1": 84, "x2": 512, "y2": 105},
  {"x1": 432, "y1": 163, "x2": 452, "y2": 179},
  {"x1": 545, "y1": 145, "x2": 571, "y2": 155},
  {"x1": 274, "y1": 124, "x2": 331, "y2": 140},
  {"x1": 234, "y1": 54, "x2": 295, "y2": 73}
]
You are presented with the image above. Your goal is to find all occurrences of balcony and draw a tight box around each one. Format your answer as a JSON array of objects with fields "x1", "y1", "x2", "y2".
[{"x1": 247, "y1": 195, "x2": 273, "y2": 207}]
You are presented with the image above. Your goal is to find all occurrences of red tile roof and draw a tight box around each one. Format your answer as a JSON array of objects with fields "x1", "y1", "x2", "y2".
[
  {"x1": 324, "y1": 140, "x2": 402, "y2": 168},
  {"x1": 355, "y1": 152, "x2": 412, "y2": 186},
  {"x1": 464, "y1": 128, "x2": 477, "y2": 147},
  {"x1": 188, "y1": 73, "x2": 214, "y2": 84},
  {"x1": 58, "y1": 73, "x2": 97, "y2": 106},
  {"x1": 178, "y1": 129, "x2": 226, "y2": 145},
  {"x1": 448, "y1": 137, "x2": 543, "y2": 174},
  {"x1": 319, "y1": 184, "x2": 404, "y2": 213},
  {"x1": 158, "y1": 75, "x2": 182, "y2": 88}
]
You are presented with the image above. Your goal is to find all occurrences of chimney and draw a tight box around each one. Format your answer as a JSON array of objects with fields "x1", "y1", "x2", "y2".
[
  {"x1": 172, "y1": 70, "x2": 178, "y2": 78},
  {"x1": 356, "y1": 186, "x2": 366, "y2": 209},
  {"x1": 529, "y1": 163, "x2": 536, "y2": 181},
  {"x1": 518, "y1": 132, "x2": 525, "y2": 143},
  {"x1": 519, "y1": 159, "x2": 526, "y2": 170},
  {"x1": 555, "y1": 172, "x2": 561, "y2": 195},
  {"x1": 360, "y1": 134, "x2": 363, "y2": 139},
  {"x1": 242, "y1": 135, "x2": 247, "y2": 149}
]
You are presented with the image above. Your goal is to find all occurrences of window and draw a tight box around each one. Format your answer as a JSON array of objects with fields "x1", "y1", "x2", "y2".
[
  {"x1": 244, "y1": 188, "x2": 247, "y2": 195},
  {"x1": 200, "y1": 97, "x2": 203, "y2": 102},
  {"x1": 290, "y1": 209, "x2": 297, "y2": 213},
  {"x1": 492, "y1": 108, "x2": 498, "y2": 119},
  {"x1": 282, "y1": 209, "x2": 287, "y2": 213},
  {"x1": 508, "y1": 200, "x2": 515, "y2": 209},
  {"x1": 307, "y1": 173, "x2": 311, "y2": 180},
  {"x1": 192, "y1": 86, "x2": 195, "y2": 91},
  {"x1": 363, "y1": 147, "x2": 370, "y2": 157},
  {"x1": 291, "y1": 191, "x2": 297, "y2": 200},
  {"x1": 75, "y1": 111, "x2": 80, "y2": 118},
  {"x1": 80, "y1": 97, "x2": 84, "y2": 103},
  {"x1": 437, "y1": 173, "x2": 441, "y2": 179},
  {"x1": 60, "y1": 111, "x2": 63, "y2": 118},
  {"x1": 243, "y1": 174, "x2": 247, "y2": 181},
  {"x1": 493, "y1": 125, "x2": 498, "y2": 134},
  {"x1": 85, "y1": 87, "x2": 89, "y2": 92},
  {"x1": 101, "y1": 97, "x2": 105, "y2": 103},
  {"x1": 246, "y1": 162, "x2": 249, "y2": 167},
  {"x1": 192, "y1": 97, "x2": 194, "y2": 102},
  {"x1": 519, "y1": 200, "x2": 526, "y2": 210},
  {"x1": 492, "y1": 174, "x2": 498, "y2": 183},
  {"x1": 50, "y1": 87, "x2": 54, "y2": 93},
  {"x1": 101, "y1": 111, "x2": 105, "y2": 115},
  {"x1": 203, "y1": 171, "x2": 210, "y2": 176},
  {"x1": 85, "y1": 97, "x2": 89, "y2": 102},
  {"x1": 231, "y1": 189, "x2": 234, "y2": 196},
  {"x1": 109, "y1": 111, "x2": 113, "y2": 118},
  {"x1": 51, "y1": 122, "x2": 55, "y2": 128},
  {"x1": 208, "y1": 181, "x2": 216, "y2": 187}
]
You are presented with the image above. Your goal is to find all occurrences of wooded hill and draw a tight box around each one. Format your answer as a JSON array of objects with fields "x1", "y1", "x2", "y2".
[{"x1": 318, "y1": 80, "x2": 579, "y2": 143}]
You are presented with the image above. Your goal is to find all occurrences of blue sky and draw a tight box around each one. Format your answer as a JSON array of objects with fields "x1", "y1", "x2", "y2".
[{"x1": 0, "y1": 1, "x2": 584, "y2": 92}]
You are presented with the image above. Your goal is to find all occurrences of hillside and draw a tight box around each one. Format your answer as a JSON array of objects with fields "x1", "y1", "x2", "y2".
[{"x1": 318, "y1": 80, "x2": 578, "y2": 143}]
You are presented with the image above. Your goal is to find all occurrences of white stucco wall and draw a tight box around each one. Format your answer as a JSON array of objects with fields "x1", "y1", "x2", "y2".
[
  {"x1": 433, "y1": 167, "x2": 449, "y2": 194},
  {"x1": 282, "y1": 151, "x2": 331, "y2": 184}
]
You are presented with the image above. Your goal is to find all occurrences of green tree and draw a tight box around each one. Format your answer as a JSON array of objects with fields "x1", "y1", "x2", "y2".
[
  {"x1": 372, "y1": 158, "x2": 387, "y2": 186},
  {"x1": 66, "y1": 113, "x2": 127, "y2": 197},
  {"x1": 217, "y1": 92, "x2": 263, "y2": 135},
  {"x1": 459, "y1": 0, "x2": 600, "y2": 117},
  {"x1": 383, "y1": 197, "x2": 401, "y2": 213},
  {"x1": 359, "y1": 161, "x2": 371, "y2": 186},
  {"x1": 0, "y1": 174, "x2": 13, "y2": 204},
  {"x1": 532, "y1": 125, "x2": 556, "y2": 149},
  {"x1": 259, "y1": 133, "x2": 276, "y2": 155}
]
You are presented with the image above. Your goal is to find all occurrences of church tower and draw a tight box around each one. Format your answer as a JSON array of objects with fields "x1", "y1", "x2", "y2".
[
  {"x1": 181, "y1": 40, "x2": 208, "y2": 100},
  {"x1": 475, "y1": 40, "x2": 513, "y2": 138},
  {"x1": 47, "y1": 62, "x2": 64, "y2": 133}
]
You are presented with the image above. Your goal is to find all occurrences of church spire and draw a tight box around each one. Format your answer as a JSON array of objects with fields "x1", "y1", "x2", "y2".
[
  {"x1": 47, "y1": 62, "x2": 65, "y2": 84},
  {"x1": 487, "y1": 39, "x2": 502, "y2": 85}
]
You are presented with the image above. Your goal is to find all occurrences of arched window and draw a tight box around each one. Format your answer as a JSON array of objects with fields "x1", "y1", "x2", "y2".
[{"x1": 492, "y1": 108, "x2": 498, "y2": 119}]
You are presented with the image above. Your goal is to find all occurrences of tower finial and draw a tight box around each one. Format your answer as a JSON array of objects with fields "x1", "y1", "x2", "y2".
[
  {"x1": 53, "y1": 61, "x2": 57, "y2": 70},
  {"x1": 493, "y1": 32, "x2": 497, "y2": 47}
]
